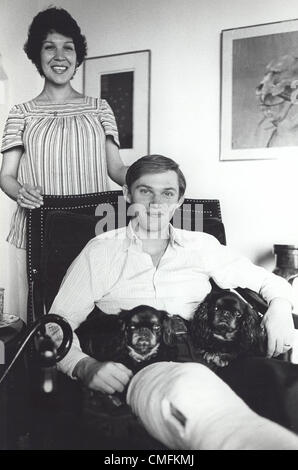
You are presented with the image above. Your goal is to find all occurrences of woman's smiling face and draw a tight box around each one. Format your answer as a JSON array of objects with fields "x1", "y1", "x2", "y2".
[{"x1": 40, "y1": 31, "x2": 77, "y2": 85}]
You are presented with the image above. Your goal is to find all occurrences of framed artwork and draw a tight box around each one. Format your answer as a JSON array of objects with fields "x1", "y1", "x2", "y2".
[
  {"x1": 220, "y1": 19, "x2": 298, "y2": 161},
  {"x1": 83, "y1": 50, "x2": 151, "y2": 165}
]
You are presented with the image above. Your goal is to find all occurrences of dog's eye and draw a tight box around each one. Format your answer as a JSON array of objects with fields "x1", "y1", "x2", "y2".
[
  {"x1": 153, "y1": 325, "x2": 161, "y2": 331},
  {"x1": 235, "y1": 311, "x2": 241, "y2": 317},
  {"x1": 130, "y1": 325, "x2": 136, "y2": 330}
]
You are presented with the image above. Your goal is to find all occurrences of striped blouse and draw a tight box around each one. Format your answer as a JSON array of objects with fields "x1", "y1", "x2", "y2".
[{"x1": 1, "y1": 97, "x2": 120, "y2": 249}]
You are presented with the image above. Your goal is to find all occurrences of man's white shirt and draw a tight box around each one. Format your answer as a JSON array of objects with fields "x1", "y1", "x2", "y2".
[{"x1": 49, "y1": 222, "x2": 293, "y2": 377}]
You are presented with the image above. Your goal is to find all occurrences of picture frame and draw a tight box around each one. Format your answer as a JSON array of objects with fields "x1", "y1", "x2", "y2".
[
  {"x1": 83, "y1": 50, "x2": 151, "y2": 165},
  {"x1": 220, "y1": 19, "x2": 298, "y2": 161}
]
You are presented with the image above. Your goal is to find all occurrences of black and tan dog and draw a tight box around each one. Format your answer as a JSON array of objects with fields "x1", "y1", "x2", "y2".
[
  {"x1": 189, "y1": 290, "x2": 267, "y2": 369},
  {"x1": 77, "y1": 305, "x2": 188, "y2": 416},
  {"x1": 77, "y1": 305, "x2": 187, "y2": 373}
]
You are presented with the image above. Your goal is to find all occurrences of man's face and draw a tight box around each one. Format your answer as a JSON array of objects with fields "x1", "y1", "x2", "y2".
[{"x1": 124, "y1": 170, "x2": 184, "y2": 237}]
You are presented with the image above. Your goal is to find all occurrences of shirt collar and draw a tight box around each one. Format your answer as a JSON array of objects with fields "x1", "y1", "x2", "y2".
[
  {"x1": 123, "y1": 221, "x2": 184, "y2": 251},
  {"x1": 169, "y1": 224, "x2": 184, "y2": 247}
]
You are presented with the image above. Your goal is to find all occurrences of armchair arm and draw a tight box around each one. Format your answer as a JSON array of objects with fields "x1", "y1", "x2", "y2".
[
  {"x1": 236, "y1": 287, "x2": 298, "y2": 328},
  {"x1": 236, "y1": 287, "x2": 267, "y2": 314}
]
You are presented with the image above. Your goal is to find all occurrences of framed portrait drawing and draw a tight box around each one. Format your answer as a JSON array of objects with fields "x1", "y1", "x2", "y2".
[
  {"x1": 220, "y1": 19, "x2": 298, "y2": 161},
  {"x1": 83, "y1": 50, "x2": 151, "y2": 165}
]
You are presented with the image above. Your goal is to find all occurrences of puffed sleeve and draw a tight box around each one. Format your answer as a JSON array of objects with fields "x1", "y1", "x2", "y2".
[
  {"x1": 1, "y1": 105, "x2": 25, "y2": 153},
  {"x1": 99, "y1": 99, "x2": 120, "y2": 147}
]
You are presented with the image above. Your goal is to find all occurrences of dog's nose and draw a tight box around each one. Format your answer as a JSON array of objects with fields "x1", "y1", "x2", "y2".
[
  {"x1": 138, "y1": 328, "x2": 151, "y2": 336},
  {"x1": 222, "y1": 310, "x2": 232, "y2": 319}
]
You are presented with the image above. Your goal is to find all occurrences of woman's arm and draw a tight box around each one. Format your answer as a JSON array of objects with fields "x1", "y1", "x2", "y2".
[
  {"x1": 106, "y1": 136, "x2": 128, "y2": 187},
  {"x1": 0, "y1": 148, "x2": 43, "y2": 208},
  {"x1": 0, "y1": 147, "x2": 23, "y2": 200}
]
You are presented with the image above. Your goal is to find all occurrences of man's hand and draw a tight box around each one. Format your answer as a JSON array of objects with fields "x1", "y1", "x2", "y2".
[
  {"x1": 261, "y1": 298, "x2": 295, "y2": 357},
  {"x1": 73, "y1": 357, "x2": 133, "y2": 393}
]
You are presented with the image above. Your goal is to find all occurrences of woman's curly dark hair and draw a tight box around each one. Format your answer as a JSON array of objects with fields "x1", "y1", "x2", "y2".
[{"x1": 24, "y1": 7, "x2": 87, "y2": 76}]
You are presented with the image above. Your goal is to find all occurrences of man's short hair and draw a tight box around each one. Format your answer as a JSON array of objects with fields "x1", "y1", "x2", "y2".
[{"x1": 125, "y1": 155, "x2": 186, "y2": 198}]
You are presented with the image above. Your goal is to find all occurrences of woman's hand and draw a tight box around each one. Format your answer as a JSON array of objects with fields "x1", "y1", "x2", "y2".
[
  {"x1": 17, "y1": 183, "x2": 43, "y2": 209},
  {"x1": 0, "y1": 148, "x2": 43, "y2": 208},
  {"x1": 261, "y1": 297, "x2": 295, "y2": 357}
]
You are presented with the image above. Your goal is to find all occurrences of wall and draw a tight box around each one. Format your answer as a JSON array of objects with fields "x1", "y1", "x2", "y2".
[
  {"x1": 0, "y1": 0, "x2": 43, "y2": 313},
  {"x1": 1, "y1": 0, "x2": 298, "y2": 312}
]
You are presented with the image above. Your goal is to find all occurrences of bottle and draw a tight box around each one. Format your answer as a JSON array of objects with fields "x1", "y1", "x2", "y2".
[
  {"x1": 273, "y1": 245, "x2": 298, "y2": 314},
  {"x1": 273, "y1": 245, "x2": 298, "y2": 284}
]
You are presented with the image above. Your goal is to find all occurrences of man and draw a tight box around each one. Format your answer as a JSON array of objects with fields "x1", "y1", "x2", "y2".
[{"x1": 49, "y1": 154, "x2": 294, "y2": 391}]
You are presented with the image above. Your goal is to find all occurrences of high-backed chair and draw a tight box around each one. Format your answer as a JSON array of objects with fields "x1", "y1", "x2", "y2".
[{"x1": 25, "y1": 191, "x2": 228, "y2": 449}]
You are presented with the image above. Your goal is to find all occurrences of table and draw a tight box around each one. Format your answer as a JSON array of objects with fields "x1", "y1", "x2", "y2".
[{"x1": 0, "y1": 317, "x2": 26, "y2": 449}]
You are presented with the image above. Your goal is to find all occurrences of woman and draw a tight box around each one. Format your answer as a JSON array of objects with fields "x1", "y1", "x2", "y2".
[{"x1": 0, "y1": 7, "x2": 126, "y2": 320}]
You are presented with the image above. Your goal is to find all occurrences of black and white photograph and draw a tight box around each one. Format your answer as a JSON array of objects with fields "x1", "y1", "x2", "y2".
[
  {"x1": 0, "y1": 0, "x2": 298, "y2": 455},
  {"x1": 84, "y1": 50, "x2": 150, "y2": 165},
  {"x1": 221, "y1": 18, "x2": 298, "y2": 160}
]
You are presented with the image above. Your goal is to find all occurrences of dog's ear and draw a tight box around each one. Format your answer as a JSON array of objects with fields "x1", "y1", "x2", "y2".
[
  {"x1": 78, "y1": 312, "x2": 125, "y2": 360},
  {"x1": 189, "y1": 301, "x2": 213, "y2": 346},
  {"x1": 239, "y1": 303, "x2": 266, "y2": 354},
  {"x1": 162, "y1": 314, "x2": 188, "y2": 345},
  {"x1": 118, "y1": 309, "x2": 132, "y2": 330},
  {"x1": 118, "y1": 309, "x2": 131, "y2": 320},
  {"x1": 158, "y1": 309, "x2": 168, "y2": 323}
]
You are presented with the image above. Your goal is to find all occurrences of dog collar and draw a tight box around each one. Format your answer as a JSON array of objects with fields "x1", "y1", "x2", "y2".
[{"x1": 127, "y1": 344, "x2": 160, "y2": 363}]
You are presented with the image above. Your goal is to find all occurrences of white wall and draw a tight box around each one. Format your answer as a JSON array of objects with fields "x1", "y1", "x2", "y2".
[
  {"x1": 0, "y1": 0, "x2": 43, "y2": 313},
  {"x1": 1, "y1": 0, "x2": 298, "y2": 312}
]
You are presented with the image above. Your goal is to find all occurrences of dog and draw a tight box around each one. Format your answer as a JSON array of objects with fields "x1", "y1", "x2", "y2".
[
  {"x1": 77, "y1": 305, "x2": 186, "y2": 374},
  {"x1": 77, "y1": 305, "x2": 188, "y2": 411},
  {"x1": 189, "y1": 290, "x2": 267, "y2": 369}
]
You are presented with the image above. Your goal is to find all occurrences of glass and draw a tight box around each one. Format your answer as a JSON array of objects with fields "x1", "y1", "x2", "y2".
[
  {"x1": 0, "y1": 288, "x2": 4, "y2": 316},
  {"x1": 0, "y1": 53, "x2": 8, "y2": 105}
]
